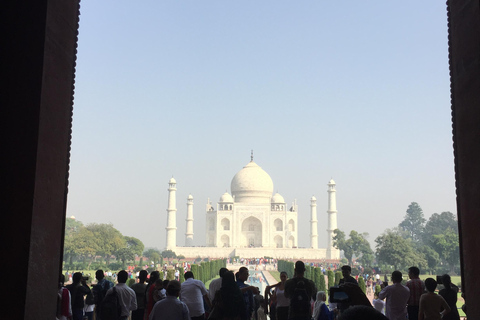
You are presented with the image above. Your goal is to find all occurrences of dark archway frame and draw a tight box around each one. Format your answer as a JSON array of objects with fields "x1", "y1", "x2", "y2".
[{"x1": 1, "y1": 1, "x2": 479, "y2": 318}]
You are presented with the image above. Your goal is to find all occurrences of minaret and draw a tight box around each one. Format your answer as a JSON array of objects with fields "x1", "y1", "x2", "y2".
[
  {"x1": 310, "y1": 196, "x2": 318, "y2": 249},
  {"x1": 166, "y1": 177, "x2": 177, "y2": 250},
  {"x1": 185, "y1": 194, "x2": 194, "y2": 246},
  {"x1": 326, "y1": 179, "x2": 339, "y2": 259}
]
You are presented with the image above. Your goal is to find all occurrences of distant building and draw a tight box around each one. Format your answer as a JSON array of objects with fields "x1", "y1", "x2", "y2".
[{"x1": 164, "y1": 156, "x2": 340, "y2": 260}]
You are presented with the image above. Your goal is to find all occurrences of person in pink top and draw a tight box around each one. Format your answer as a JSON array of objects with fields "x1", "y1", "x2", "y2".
[{"x1": 406, "y1": 266, "x2": 425, "y2": 320}]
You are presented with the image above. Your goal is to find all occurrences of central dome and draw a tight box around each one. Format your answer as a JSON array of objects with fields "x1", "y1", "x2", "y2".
[{"x1": 231, "y1": 161, "x2": 274, "y2": 203}]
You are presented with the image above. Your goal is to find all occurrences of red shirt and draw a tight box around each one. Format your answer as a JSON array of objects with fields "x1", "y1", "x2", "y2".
[{"x1": 406, "y1": 278, "x2": 425, "y2": 306}]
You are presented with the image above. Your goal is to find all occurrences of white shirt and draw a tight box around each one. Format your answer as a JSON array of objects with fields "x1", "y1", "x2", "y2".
[
  {"x1": 208, "y1": 277, "x2": 222, "y2": 301},
  {"x1": 373, "y1": 298, "x2": 385, "y2": 314},
  {"x1": 180, "y1": 278, "x2": 208, "y2": 317},
  {"x1": 379, "y1": 283, "x2": 410, "y2": 320},
  {"x1": 107, "y1": 283, "x2": 137, "y2": 317}
]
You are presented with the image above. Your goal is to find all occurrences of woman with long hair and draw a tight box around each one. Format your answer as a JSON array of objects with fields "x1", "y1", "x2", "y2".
[
  {"x1": 210, "y1": 271, "x2": 246, "y2": 320},
  {"x1": 265, "y1": 271, "x2": 289, "y2": 320},
  {"x1": 145, "y1": 271, "x2": 160, "y2": 320},
  {"x1": 438, "y1": 274, "x2": 460, "y2": 320}
]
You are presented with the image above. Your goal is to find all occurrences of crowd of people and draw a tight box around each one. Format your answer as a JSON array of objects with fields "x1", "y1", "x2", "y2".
[{"x1": 57, "y1": 262, "x2": 463, "y2": 320}]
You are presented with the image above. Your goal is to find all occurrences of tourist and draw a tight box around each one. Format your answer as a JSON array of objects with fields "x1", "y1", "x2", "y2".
[
  {"x1": 208, "y1": 267, "x2": 228, "y2": 303},
  {"x1": 210, "y1": 271, "x2": 246, "y2": 320},
  {"x1": 130, "y1": 270, "x2": 148, "y2": 320},
  {"x1": 312, "y1": 291, "x2": 334, "y2": 320},
  {"x1": 378, "y1": 271, "x2": 410, "y2": 320},
  {"x1": 339, "y1": 266, "x2": 358, "y2": 285},
  {"x1": 284, "y1": 261, "x2": 317, "y2": 320},
  {"x1": 406, "y1": 266, "x2": 425, "y2": 320},
  {"x1": 180, "y1": 271, "x2": 212, "y2": 320},
  {"x1": 372, "y1": 292, "x2": 385, "y2": 315},
  {"x1": 92, "y1": 269, "x2": 114, "y2": 320},
  {"x1": 145, "y1": 271, "x2": 160, "y2": 320},
  {"x1": 66, "y1": 272, "x2": 91, "y2": 320},
  {"x1": 418, "y1": 278, "x2": 450, "y2": 320},
  {"x1": 149, "y1": 280, "x2": 190, "y2": 320},
  {"x1": 237, "y1": 267, "x2": 260, "y2": 320},
  {"x1": 265, "y1": 271, "x2": 289, "y2": 320},
  {"x1": 438, "y1": 275, "x2": 459, "y2": 320},
  {"x1": 57, "y1": 274, "x2": 72, "y2": 320},
  {"x1": 105, "y1": 270, "x2": 137, "y2": 320}
]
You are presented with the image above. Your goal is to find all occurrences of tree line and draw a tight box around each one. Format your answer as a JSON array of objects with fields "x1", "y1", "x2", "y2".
[
  {"x1": 332, "y1": 202, "x2": 460, "y2": 274},
  {"x1": 64, "y1": 217, "x2": 145, "y2": 270}
]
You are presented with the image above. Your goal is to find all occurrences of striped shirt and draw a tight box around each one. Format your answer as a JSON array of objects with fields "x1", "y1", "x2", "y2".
[{"x1": 406, "y1": 278, "x2": 425, "y2": 306}]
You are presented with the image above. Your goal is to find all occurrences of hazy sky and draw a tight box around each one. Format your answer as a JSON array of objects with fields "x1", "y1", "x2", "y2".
[{"x1": 67, "y1": 1, "x2": 455, "y2": 251}]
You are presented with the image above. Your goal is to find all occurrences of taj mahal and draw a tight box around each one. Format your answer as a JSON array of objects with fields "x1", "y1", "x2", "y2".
[{"x1": 164, "y1": 155, "x2": 340, "y2": 260}]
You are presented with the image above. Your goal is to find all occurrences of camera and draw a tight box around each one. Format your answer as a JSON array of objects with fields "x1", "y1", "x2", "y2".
[
  {"x1": 436, "y1": 275, "x2": 443, "y2": 285},
  {"x1": 82, "y1": 276, "x2": 90, "y2": 281},
  {"x1": 329, "y1": 286, "x2": 350, "y2": 303}
]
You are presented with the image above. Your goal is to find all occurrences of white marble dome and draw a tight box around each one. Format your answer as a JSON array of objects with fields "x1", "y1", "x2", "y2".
[
  {"x1": 271, "y1": 193, "x2": 285, "y2": 203},
  {"x1": 219, "y1": 192, "x2": 234, "y2": 203},
  {"x1": 231, "y1": 161, "x2": 274, "y2": 203}
]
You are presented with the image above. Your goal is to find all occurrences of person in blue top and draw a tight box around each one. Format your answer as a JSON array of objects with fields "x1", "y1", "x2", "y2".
[{"x1": 312, "y1": 291, "x2": 334, "y2": 320}]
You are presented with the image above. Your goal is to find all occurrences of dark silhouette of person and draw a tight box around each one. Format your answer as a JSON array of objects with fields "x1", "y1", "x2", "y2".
[{"x1": 438, "y1": 274, "x2": 460, "y2": 320}]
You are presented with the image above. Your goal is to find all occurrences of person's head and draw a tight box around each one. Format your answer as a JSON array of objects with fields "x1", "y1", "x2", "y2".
[
  {"x1": 95, "y1": 270, "x2": 104, "y2": 281},
  {"x1": 391, "y1": 271, "x2": 402, "y2": 283},
  {"x1": 341, "y1": 265, "x2": 352, "y2": 278},
  {"x1": 163, "y1": 280, "x2": 169, "y2": 288},
  {"x1": 138, "y1": 270, "x2": 148, "y2": 283},
  {"x1": 280, "y1": 271, "x2": 288, "y2": 283},
  {"x1": 155, "y1": 279, "x2": 163, "y2": 288},
  {"x1": 166, "y1": 280, "x2": 181, "y2": 297},
  {"x1": 239, "y1": 267, "x2": 249, "y2": 282},
  {"x1": 72, "y1": 272, "x2": 82, "y2": 284},
  {"x1": 425, "y1": 278, "x2": 437, "y2": 293},
  {"x1": 339, "y1": 305, "x2": 388, "y2": 320},
  {"x1": 316, "y1": 291, "x2": 327, "y2": 302},
  {"x1": 117, "y1": 270, "x2": 128, "y2": 284},
  {"x1": 149, "y1": 271, "x2": 160, "y2": 285},
  {"x1": 294, "y1": 261, "x2": 305, "y2": 276},
  {"x1": 408, "y1": 267, "x2": 420, "y2": 279},
  {"x1": 184, "y1": 271, "x2": 194, "y2": 279},
  {"x1": 222, "y1": 271, "x2": 236, "y2": 287},
  {"x1": 219, "y1": 267, "x2": 228, "y2": 277},
  {"x1": 235, "y1": 271, "x2": 240, "y2": 281},
  {"x1": 442, "y1": 274, "x2": 452, "y2": 289}
]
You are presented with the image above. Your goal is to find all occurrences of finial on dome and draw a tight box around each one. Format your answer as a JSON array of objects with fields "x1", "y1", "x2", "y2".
[{"x1": 251, "y1": 150, "x2": 254, "y2": 162}]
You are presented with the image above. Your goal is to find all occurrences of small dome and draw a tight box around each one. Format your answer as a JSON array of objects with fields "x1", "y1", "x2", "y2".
[
  {"x1": 231, "y1": 161, "x2": 274, "y2": 203},
  {"x1": 271, "y1": 193, "x2": 285, "y2": 203},
  {"x1": 169, "y1": 177, "x2": 176, "y2": 184},
  {"x1": 187, "y1": 194, "x2": 193, "y2": 200},
  {"x1": 219, "y1": 192, "x2": 234, "y2": 203},
  {"x1": 328, "y1": 179, "x2": 335, "y2": 184},
  {"x1": 311, "y1": 196, "x2": 317, "y2": 201}
]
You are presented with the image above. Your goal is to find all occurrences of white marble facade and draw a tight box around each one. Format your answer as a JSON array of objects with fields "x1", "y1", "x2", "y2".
[{"x1": 165, "y1": 158, "x2": 340, "y2": 260}]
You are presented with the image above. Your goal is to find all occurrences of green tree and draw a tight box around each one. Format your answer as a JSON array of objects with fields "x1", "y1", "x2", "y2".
[
  {"x1": 399, "y1": 202, "x2": 426, "y2": 242},
  {"x1": 143, "y1": 248, "x2": 162, "y2": 269},
  {"x1": 327, "y1": 270, "x2": 334, "y2": 289},
  {"x1": 332, "y1": 229, "x2": 354, "y2": 266},
  {"x1": 424, "y1": 212, "x2": 458, "y2": 243},
  {"x1": 162, "y1": 250, "x2": 177, "y2": 261},
  {"x1": 334, "y1": 271, "x2": 342, "y2": 285},
  {"x1": 116, "y1": 247, "x2": 136, "y2": 267},
  {"x1": 86, "y1": 223, "x2": 125, "y2": 265},
  {"x1": 358, "y1": 277, "x2": 366, "y2": 293},
  {"x1": 333, "y1": 229, "x2": 374, "y2": 266},
  {"x1": 431, "y1": 228, "x2": 460, "y2": 273},
  {"x1": 375, "y1": 230, "x2": 426, "y2": 270},
  {"x1": 125, "y1": 236, "x2": 144, "y2": 257},
  {"x1": 65, "y1": 217, "x2": 84, "y2": 237}
]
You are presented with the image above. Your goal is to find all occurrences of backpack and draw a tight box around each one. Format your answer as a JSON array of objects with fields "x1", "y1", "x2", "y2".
[
  {"x1": 85, "y1": 292, "x2": 95, "y2": 306},
  {"x1": 290, "y1": 282, "x2": 311, "y2": 316},
  {"x1": 99, "y1": 287, "x2": 122, "y2": 320}
]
